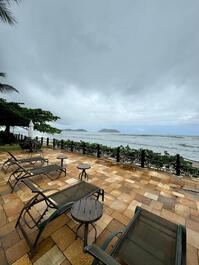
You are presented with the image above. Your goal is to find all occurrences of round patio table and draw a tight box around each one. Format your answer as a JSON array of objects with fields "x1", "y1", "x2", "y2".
[
  {"x1": 71, "y1": 197, "x2": 103, "y2": 248},
  {"x1": 57, "y1": 154, "x2": 67, "y2": 168},
  {"x1": 77, "y1": 163, "x2": 91, "y2": 181}
]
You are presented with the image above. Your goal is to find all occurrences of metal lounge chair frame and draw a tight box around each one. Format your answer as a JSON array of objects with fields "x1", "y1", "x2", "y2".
[
  {"x1": 2, "y1": 152, "x2": 48, "y2": 173},
  {"x1": 85, "y1": 206, "x2": 186, "y2": 265},
  {"x1": 15, "y1": 178, "x2": 104, "y2": 252},
  {"x1": 8, "y1": 162, "x2": 66, "y2": 192}
]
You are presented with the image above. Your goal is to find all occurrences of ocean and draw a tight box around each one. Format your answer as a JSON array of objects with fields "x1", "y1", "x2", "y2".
[
  {"x1": 39, "y1": 131, "x2": 199, "y2": 162},
  {"x1": 15, "y1": 126, "x2": 199, "y2": 161}
]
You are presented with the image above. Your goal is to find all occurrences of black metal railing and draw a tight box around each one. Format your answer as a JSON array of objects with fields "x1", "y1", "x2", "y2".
[{"x1": 14, "y1": 133, "x2": 199, "y2": 178}]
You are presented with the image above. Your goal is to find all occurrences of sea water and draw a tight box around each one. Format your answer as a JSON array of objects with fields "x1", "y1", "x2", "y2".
[
  {"x1": 42, "y1": 131, "x2": 199, "y2": 162},
  {"x1": 14, "y1": 126, "x2": 199, "y2": 161}
]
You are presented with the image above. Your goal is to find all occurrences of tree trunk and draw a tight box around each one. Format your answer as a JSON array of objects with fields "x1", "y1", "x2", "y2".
[
  {"x1": 5, "y1": 125, "x2": 10, "y2": 134},
  {"x1": 5, "y1": 125, "x2": 11, "y2": 143}
]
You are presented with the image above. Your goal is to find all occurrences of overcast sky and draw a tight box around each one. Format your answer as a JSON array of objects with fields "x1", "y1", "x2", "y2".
[{"x1": 0, "y1": 0, "x2": 199, "y2": 134}]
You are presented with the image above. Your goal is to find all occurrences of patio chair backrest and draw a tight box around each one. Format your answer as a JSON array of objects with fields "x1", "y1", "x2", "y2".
[
  {"x1": 112, "y1": 207, "x2": 185, "y2": 265},
  {"x1": 8, "y1": 152, "x2": 18, "y2": 161},
  {"x1": 22, "y1": 179, "x2": 42, "y2": 193}
]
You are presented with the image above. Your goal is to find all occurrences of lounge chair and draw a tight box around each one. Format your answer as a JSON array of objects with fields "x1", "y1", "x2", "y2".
[
  {"x1": 2, "y1": 152, "x2": 48, "y2": 173},
  {"x1": 16, "y1": 178, "x2": 104, "y2": 252},
  {"x1": 85, "y1": 206, "x2": 186, "y2": 265},
  {"x1": 8, "y1": 162, "x2": 66, "y2": 192}
]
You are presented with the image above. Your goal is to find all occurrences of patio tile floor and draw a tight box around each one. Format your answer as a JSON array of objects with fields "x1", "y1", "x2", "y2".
[{"x1": 0, "y1": 148, "x2": 198, "y2": 264}]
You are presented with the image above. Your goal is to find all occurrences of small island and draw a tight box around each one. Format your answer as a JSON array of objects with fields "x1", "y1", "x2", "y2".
[
  {"x1": 62, "y1": 129, "x2": 88, "y2": 132},
  {"x1": 98, "y1": 129, "x2": 120, "y2": 133}
]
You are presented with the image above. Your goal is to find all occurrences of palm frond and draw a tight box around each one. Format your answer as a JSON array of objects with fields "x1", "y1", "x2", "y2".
[
  {"x1": 0, "y1": 83, "x2": 18, "y2": 93},
  {"x1": 3, "y1": 0, "x2": 22, "y2": 6},
  {"x1": 0, "y1": 73, "x2": 6, "y2": 78},
  {"x1": 0, "y1": 1, "x2": 16, "y2": 24}
]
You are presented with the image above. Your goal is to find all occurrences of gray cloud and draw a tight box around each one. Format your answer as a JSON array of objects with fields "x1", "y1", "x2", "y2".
[{"x1": 0, "y1": 0, "x2": 199, "y2": 133}]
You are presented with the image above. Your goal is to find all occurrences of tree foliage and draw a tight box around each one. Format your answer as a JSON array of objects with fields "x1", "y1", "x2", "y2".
[{"x1": 0, "y1": 98, "x2": 61, "y2": 134}]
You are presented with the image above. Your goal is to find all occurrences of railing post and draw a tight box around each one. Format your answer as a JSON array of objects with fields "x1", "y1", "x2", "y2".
[
  {"x1": 46, "y1": 138, "x2": 49, "y2": 146},
  {"x1": 97, "y1": 144, "x2": 100, "y2": 158},
  {"x1": 116, "y1": 147, "x2": 120, "y2": 162},
  {"x1": 141, "y1": 149, "x2": 145, "y2": 168},
  {"x1": 176, "y1": 154, "x2": 180, "y2": 176},
  {"x1": 53, "y1": 138, "x2": 56, "y2": 149},
  {"x1": 71, "y1": 141, "x2": 74, "y2": 152},
  {"x1": 82, "y1": 142, "x2": 86, "y2": 154},
  {"x1": 20, "y1": 134, "x2": 23, "y2": 140},
  {"x1": 41, "y1": 137, "x2": 43, "y2": 146},
  {"x1": 61, "y1": 139, "x2": 64, "y2": 149}
]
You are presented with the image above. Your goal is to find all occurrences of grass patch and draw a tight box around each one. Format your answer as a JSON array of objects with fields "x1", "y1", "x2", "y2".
[{"x1": 0, "y1": 144, "x2": 22, "y2": 152}]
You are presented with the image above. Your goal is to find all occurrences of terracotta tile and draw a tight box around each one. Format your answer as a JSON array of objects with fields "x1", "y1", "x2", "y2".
[
  {"x1": 60, "y1": 259, "x2": 71, "y2": 265},
  {"x1": 52, "y1": 226, "x2": 75, "y2": 251},
  {"x1": 186, "y1": 218, "x2": 199, "y2": 234},
  {"x1": 0, "y1": 205, "x2": 7, "y2": 227},
  {"x1": 12, "y1": 254, "x2": 32, "y2": 265},
  {"x1": 87, "y1": 225, "x2": 104, "y2": 245},
  {"x1": 95, "y1": 229, "x2": 119, "y2": 253},
  {"x1": 177, "y1": 198, "x2": 197, "y2": 209},
  {"x1": 103, "y1": 206, "x2": 114, "y2": 216},
  {"x1": 67, "y1": 219, "x2": 78, "y2": 232},
  {"x1": 159, "y1": 195, "x2": 176, "y2": 211},
  {"x1": 3, "y1": 198, "x2": 24, "y2": 218},
  {"x1": 172, "y1": 191, "x2": 184, "y2": 198},
  {"x1": 34, "y1": 245, "x2": 65, "y2": 265},
  {"x1": 1, "y1": 230, "x2": 21, "y2": 249},
  {"x1": 127, "y1": 200, "x2": 142, "y2": 212},
  {"x1": 110, "y1": 199, "x2": 127, "y2": 213},
  {"x1": 63, "y1": 240, "x2": 93, "y2": 265},
  {"x1": 110, "y1": 190, "x2": 122, "y2": 197},
  {"x1": 106, "y1": 219, "x2": 125, "y2": 233},
  {"x1": 42, "y1": 215, "x2": 70, "y2": 239},
  {"x1": 123, "y1": 209, "x2": 134, "y2": 219},
  {"x1": 135, "y1": 193, "x2": 151, "y2": 205},
  {"x1": 187, "y1": 228, "x2": 199, "y2": 249},
  {"x1": 190, "y1": 209, "x2": 199, "y2": 222},
  {"x1": 111, "y1": 211, "x2": 129, "y2": 226},
  {"x1": 161, "y1": 209, "x2": 185, "y2": 225},
  {"x1": 0, "y1": 248, "x2": 8, "y2": 265},
  {"x1": 175, "y1": 203, "x2": 190, "y2": 218},
  {"x1": 0, "y1": 220, "x2": 16, "y2": 237},
  {"x1": 150, "y1": 200, "x2": 163, "y2": 211},
  {"x1": 31, "y1": 237, "x2": 55, "y2": 263},
  {"x1": 187, "y1": 244, "x2": 199, "y2": 265},
  {"x1": 2, "y1": 193, "x2": 18, "y2": 204},
  {"x1": 5, "y1": 239, "x2": 29, "y2": 264},
  {"x1": 144, "y1": 192, "x2": 158, "y2": 201}
]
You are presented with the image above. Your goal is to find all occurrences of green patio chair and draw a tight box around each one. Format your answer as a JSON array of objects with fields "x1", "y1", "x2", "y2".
[
  {"x1": 8, "y1": 162, "x2": 66, "y2": 192},
  {"x1": 2, "y1": 151, "x2": 48, "y2": 173},
  {"x1": 16, "y1": 178, "x2": 104, "y2": 253},
  {"x1": 85, "y1": 206, "x2": 186, "y2": 265}
]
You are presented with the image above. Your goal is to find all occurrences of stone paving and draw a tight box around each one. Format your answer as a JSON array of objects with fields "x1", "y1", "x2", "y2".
[{"x1": 0, "y1": 149, "x2": 199, "y2": 265}]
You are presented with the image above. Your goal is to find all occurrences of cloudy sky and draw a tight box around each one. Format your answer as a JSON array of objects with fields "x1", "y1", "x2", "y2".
[{"x1": 0, "y1": 0, "x2": 199, "y2": 134}]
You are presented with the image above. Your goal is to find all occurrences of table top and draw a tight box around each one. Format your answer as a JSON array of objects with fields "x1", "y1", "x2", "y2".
[
  {"x1": 77, "y1": 163, "x2": 91, "y2": 170},
  {"x1": 71, "y1": 197, "x2": 103, "y2": 223},
  {"x1": 57, "y1": 154, "x2": 67, "y2": 159}
]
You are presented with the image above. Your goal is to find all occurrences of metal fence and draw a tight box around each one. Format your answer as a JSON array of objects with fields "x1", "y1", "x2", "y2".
[{"x1": 14, "y1": 134, "x2": 199, "y2": 178}]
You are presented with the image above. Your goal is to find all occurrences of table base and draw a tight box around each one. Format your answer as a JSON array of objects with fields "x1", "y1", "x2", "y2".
[{"x1": 75, "y1": 222, "x2": 97, "y2": 248}]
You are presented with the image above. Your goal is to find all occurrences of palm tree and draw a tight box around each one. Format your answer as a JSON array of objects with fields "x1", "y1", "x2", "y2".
[
  {"x1": 0, "y1": 0, "x2": 21, "y2": 24},
  {"x1": 0, "y1": 73, "x2": 18, "y2": 92}
]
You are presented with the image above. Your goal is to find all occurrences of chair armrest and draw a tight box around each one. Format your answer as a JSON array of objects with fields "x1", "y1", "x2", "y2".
[
  {"x1": 85, "y1": 244, "x2": 121, "y2": 265},
  {"x1": 100, "y1": 231, "x2": 123, "y2": 251}
]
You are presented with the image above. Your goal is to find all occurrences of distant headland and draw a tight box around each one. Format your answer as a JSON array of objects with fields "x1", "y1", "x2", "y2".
[
  {"x1": 98, "y1": 129, "x2": 120, "y2": 133},
  {"x1": 62, "y1": 129, "x2": 88, "y2": 132}
]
